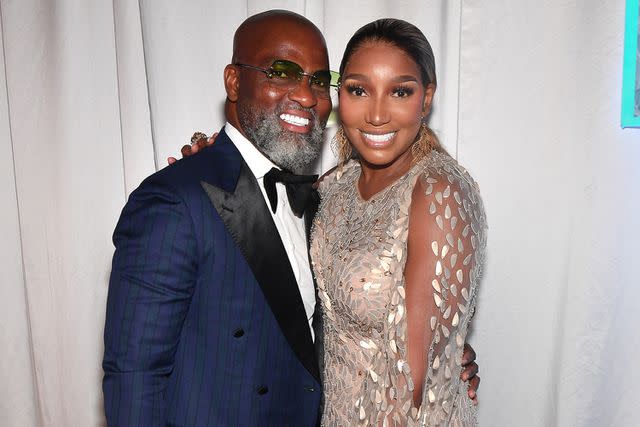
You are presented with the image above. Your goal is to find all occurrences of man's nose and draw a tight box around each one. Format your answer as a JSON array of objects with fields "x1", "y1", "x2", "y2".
[{"x1": 287, "y1": 77, "x2": 319, "y2": 109}]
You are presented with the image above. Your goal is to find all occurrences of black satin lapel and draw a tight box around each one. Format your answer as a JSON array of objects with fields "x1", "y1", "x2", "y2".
[
  {"x1": 201, "y1": 162, "x2": 319, "y2": 381},
  {"x1": 304, "y1": 188, "x2": 320, "y2": 248}
]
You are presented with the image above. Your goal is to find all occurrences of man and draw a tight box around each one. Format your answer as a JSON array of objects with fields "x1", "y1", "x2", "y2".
[{"x1": 103, "y1": 10, "x2": 477, "y2": 426}]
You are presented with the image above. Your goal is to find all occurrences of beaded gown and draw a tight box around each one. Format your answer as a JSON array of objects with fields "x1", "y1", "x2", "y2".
[{"x1": 310, "y1": 151, "x2": 487, "y2": 426}]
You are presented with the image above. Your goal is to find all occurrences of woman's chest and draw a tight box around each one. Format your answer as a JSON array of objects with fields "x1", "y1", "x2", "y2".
[{"x1": 312, "y1": 184, "x2": 412, "y2": 329}]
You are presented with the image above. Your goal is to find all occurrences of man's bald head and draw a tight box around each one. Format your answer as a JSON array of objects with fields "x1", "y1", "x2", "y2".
[{"x1": 231, "y1": 10, "x2": 327, "y2": 64}]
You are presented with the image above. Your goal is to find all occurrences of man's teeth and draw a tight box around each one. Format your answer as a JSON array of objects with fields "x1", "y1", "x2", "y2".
[
  {"x1": 362, "y1": 132, "x2": 395, "y2": 143},
  {"x1": 280, "y1": 114, "x2": 310, "y2": 127}
]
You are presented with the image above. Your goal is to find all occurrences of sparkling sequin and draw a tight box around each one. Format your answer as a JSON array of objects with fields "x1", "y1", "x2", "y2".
[
  {"x1": 441, "y1": 245, "x2": 450, "y2": 258},
  {"x1": 431, "y1": 241, "x2": 439, "y2": 256}
]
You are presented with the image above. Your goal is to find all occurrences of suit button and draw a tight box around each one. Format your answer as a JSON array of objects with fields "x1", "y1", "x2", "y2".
[
  {"x1": 233, "y1": 328, "x2": 244, "y2": 338},
  {"x1": 257, "y1": 386, "x2": 269, "y2": 395},
  {"x1": 304, "y1": 386, "x2": 316, "y2": 392}
]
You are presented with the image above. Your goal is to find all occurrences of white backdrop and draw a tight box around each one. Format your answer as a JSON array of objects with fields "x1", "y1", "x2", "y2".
[{"x1": 1, "y1": 1, "x2": 638, "y2": 426}]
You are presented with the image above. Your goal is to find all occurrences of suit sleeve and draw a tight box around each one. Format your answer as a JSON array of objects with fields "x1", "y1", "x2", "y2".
[{"x1": 102, "y1": 178, "x2": 197, "y2": 426}]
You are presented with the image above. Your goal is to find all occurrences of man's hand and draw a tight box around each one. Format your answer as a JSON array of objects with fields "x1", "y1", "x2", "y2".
[
  {"x1": 461, "y1": 343, "x2": 479, "y2": 404},
  {"x1": 167, "y1": 132, "x2": 217, "y2": 165}
]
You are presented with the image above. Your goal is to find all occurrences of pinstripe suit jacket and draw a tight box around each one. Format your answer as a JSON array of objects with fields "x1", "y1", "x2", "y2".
[{"x1": 102, "y1": 129, "x2": 321, "y2": 427}]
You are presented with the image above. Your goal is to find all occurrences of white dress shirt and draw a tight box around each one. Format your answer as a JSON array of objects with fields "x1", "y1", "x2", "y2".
[{"x1": 225, "y1": 122, "x2": 316, "y2": 340}]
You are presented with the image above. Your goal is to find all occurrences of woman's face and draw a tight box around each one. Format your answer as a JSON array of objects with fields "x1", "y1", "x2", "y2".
[{"x1": 339, "y1": 41, "x2": 435, "y2": 169}]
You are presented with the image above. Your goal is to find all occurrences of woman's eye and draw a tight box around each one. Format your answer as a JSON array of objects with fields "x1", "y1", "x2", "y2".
[
  {"x1": 346, "y1": 85, "x2": 366, "y2": 96},
  {"x1": 392, "y1": 87, "x2": 414, "y2": 98}
]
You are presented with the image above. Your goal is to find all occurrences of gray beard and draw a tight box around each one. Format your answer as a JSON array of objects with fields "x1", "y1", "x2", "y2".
[{"x1": 239, "y1": 106, "x2": 324, "y2": 173}]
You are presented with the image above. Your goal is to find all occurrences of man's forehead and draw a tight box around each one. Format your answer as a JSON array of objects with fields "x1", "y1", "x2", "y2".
[
  {"x1": 251, "y1": 42, "x2": 326, "y2": 65},
  {"x1": 233, "y1": 13, "x2": 327, "y2": 63}
]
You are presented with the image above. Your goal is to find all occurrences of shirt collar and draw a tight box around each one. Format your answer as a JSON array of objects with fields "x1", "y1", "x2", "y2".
[{"x1": 225, "y1": 122, "x2": 278, "y2": 180}]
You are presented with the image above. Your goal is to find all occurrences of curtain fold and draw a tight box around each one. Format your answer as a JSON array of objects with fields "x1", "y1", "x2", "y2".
[
  {"x1": 113, "y1": 0, "x2": 155, "y2": 194},
  {"x1": 0, "y1": 3, "x2": 38, "y2": 426}
]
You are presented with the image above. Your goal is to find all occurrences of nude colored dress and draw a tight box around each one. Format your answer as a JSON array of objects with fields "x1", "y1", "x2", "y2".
[{"x1": 311, "y1": 151, "x2": 487, "y2": 426}]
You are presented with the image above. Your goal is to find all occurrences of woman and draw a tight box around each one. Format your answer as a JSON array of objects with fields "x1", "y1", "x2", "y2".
[{"x1": 310, "y1": 19, "x2": 486, "y2": 426}]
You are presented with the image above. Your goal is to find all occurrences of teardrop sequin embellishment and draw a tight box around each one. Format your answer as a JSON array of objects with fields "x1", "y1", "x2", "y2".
[{"x1": 441, "y1": 245, "x2": 449, "y2": 258}]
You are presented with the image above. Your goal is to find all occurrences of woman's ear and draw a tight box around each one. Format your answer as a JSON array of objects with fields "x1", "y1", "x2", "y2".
[
  {"x1": 422, "y1": 83, "x2": 436, "y2": 115},
  {"x1": 224, "y1": 64, "x2": 240, "y2": 102}
]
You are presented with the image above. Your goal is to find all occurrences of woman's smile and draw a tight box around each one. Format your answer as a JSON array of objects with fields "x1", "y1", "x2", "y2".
[{"x1": 360, "y1": 130, "x2": 397, "y2": 147}]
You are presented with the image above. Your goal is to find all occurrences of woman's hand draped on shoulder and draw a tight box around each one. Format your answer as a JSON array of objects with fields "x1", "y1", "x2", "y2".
[{"x1": 167, "y1": 132, "x2": 217, "y2": 165}]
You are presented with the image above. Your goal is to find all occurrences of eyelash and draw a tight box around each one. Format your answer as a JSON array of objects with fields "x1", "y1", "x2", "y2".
[
  {"x1": 343, "y1": 83, "x2": 415, "y2": 98},
  {"x1": 392, "y1": 86, "x2": 414, "y2": 97},
  {"x1": 344, "y1": 83, "x2": 366, "y2": 96}
]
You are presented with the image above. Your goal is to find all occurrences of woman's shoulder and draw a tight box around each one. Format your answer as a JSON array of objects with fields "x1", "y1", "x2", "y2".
[
  {"x1": 414, "y1": 150, "x2": 482, "y2": 199},
  {"x1": 411, "y1": 150, "x2": 486, "y2": 228}
]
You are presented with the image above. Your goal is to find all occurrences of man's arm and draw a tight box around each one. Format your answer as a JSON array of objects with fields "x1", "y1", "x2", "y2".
[{"x1": 102, "y1": 178, "x2": 197, "y2": 425}]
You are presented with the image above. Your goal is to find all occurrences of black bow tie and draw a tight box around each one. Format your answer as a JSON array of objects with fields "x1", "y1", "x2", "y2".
[{"x1": 263, "y1": 168, "x2": 318, "y2": 218}]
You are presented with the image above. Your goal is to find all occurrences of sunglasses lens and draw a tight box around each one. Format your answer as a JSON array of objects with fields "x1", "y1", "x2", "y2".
[
  {"x1": 311, "y1": 71, "x2": 332, "y2": 88},
  {"x1": 266, "y1": 60, "x2": 338, "y2": 97},
  {"x1": 269, "y1": 60, "x2": 303, "y2": 81}
]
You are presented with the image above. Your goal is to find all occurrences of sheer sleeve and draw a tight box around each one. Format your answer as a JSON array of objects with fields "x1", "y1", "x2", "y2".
[{"x1": 357, "y1": 164, "x2": 486, "y2": 426}]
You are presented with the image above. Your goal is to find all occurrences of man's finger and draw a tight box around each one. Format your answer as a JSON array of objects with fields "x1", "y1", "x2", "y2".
[
  {"x1": 460, "y1": 361, "x2": 478, "y2": 381},
  {"x1": 180, "y1": 144, "x2": 193, "y2": 158},
  {"x1": 461, "y1": 343, "x2": 476, "y2": 365},
  {"x1": 468, "y1": 375, "x2": 480, "y2": 403},
  {"x1": 167, "y1": 156, "x2": 177, "y2": 165}
]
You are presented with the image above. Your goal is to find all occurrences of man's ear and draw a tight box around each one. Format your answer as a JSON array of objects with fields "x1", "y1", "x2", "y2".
[
  {"x1": 224, "y1": 64, "x2": 240, "y2": 102},
  {"x1": 422, "y1": 83, "x2": 436, "y2": 115}
]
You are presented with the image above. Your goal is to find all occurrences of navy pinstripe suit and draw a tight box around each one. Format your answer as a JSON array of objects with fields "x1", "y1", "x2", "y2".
[{"x1": 103, "y1": 129, "x2": 321, "y2": 426}]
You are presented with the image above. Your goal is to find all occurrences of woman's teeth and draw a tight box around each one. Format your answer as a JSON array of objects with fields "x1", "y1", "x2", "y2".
[
  {"x1": 280, "y1": 114, "x2": 310, "y2": 127},
  {"x1": 362, "y1": 132, "x2": 395, "y2": 143}
]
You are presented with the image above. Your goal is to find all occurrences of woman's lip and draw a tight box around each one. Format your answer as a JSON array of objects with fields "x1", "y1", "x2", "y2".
[
  {"x1": 360, "y1": 130, "x2": 397, "y2": 146},
  {"x1": 360, "y1": 129, "x2": 396, "y2": 135}
]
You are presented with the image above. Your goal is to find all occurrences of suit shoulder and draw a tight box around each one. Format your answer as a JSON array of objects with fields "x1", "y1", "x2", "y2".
[{"x1": 141, "y1": 142, "x2": 241, "y2": 194}]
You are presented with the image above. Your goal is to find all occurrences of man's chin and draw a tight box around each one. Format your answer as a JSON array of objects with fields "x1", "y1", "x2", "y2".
[{"x1": 264, "y1": 140, "x2": 320, "y2": 172}]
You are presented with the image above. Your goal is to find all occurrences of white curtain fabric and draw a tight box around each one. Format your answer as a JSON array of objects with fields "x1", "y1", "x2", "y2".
[
  {"x1": 1, "y1": 1, "x2": 638, "y2": 426},
  {"x1": 460, "y1": 2, "x2": 640, "y2": 426}
]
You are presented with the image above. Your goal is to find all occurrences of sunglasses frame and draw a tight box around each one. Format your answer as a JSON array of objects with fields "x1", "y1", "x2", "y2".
[{"x1": 234, "y1": 59, "x2": 340, "y2": 91}]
